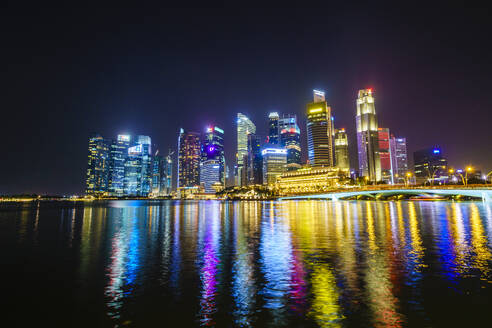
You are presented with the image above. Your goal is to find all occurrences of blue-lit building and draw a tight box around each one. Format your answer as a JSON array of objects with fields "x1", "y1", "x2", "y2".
[
  {"x1": 108, "y1": 134, "x2": 131, "y2": 196},
  {"x1": 268, "y1": 112, "x2": 279, "y2": 145},
  {"x1": 200, "y1": 126, "x2": 225, "y2": 192},
  {"x1": 123, "y1": 135, "x2": 152, "y2": 196},
  {"x1": 85, "y1": 134, "x2": 110, "y2": 195},
  {"x1": 413, "y1": 147, "x2": 448, "y2": 185},
  {"x1": 279, "y1": 114, "x2": 301, "y2": 170},
  {"x1": 262, "y1": 147, "x2": 287, "y2": 185},
  {"x1": 247, "y1": 133, "x2": 263, "y2": 185}
]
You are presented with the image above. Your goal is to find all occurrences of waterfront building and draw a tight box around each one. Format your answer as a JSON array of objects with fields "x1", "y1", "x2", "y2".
[
  {"x1": 262, "y1": 147, "x2": 287, "y2": 185},
  {"x1": 268, "y1": 112, "x2": 279, "y2": 145},
  {"x1": 163, "y1": 150, "x2": 173, "y2": 195},
  {"x1": 276, "y1": 166, "x2": 340, "y2": 195},
  {"x1": 108, "y1": 134, "x2": 131, "y2": 196},
  {"x1": 123, "y1": 135, "x2": 152, "y2": 196},
  {"x1": 334, "y1": 128, "x2": 350, "y2": 173},
  {"x1": 414, "y1": 147, "x2": 448, "y2": 185},
  {"x1": 200, "y1": 125, "x2": 225, "y2": 193},
  {"x1": 151, "y1": 151, "x2": 164, "y2": 195},
  {"x1": 356, "y1": 89, "x2": 381, "y2": 182},
  {"x1": 279, "y1": 114, "x2": 302, "y2": 170},
  {"x1": 390, "y1": 135, "x2": 408, "y2": 184},
  {"x1": 200, "y1": 160, "x2": 222, "y2": 193},
  {"x1": 247, "y1": 133, "x2": 263, "y2": 185},
  {"x1": 85, "y1": 134, "x2": 110, "y2": 195},
  {"x1": 178, "y1": 129, "x2": 201, "y2": 190},
  {"x1": 378, "y1": 127, "x2": 393, "y2": 184},
  {"x1": 306, "y1": 89, "x2": 334, "y2": 167},
  {"x1": 236, "y1": 113, "x2": 256, "y2": 186}
]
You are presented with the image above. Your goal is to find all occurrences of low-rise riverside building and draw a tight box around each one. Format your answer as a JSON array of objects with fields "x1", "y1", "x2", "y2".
[{"x1": 276, "y1": 166, "x2": 340, "y2": 195}]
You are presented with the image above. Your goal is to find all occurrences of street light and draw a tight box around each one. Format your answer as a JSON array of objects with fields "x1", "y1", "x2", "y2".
[{"x1": 405, "y1": 172, "x2": 412, "y2": 187}]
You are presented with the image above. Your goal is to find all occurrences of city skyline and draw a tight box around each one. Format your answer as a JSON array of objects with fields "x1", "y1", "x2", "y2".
[{"x1": 2, "y1": 6, "x2": 492, "y2": 194}]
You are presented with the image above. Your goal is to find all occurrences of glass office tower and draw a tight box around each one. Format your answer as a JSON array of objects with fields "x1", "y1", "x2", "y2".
[
  {"x1": 390, "y1": 135, "x2": 408, "y2": 184},
  {"x1": 378, "y1": 127, "x2": 393, "y2": 184},
  {"x1": 178, "y1": 128, "x2": 201, "y2": 188},
  {"x1": 200, "y1": 125, "x2": 225, "y2": 192},
  {"x1": 306, "y1": 90, "x2": 334, "y2": 167},
  {"x1": 356, "y1": 89, "x2": 381, "y2": 182},
  {"x1": 279, "y1": 114, "x2": 301, "y2": 170},
  {"x1": 262, "y1": 148, "x2": 287, "y2": 185},
  {"x1": 108, "y1": 134, "x2": 131, "y2": 196},
  {"x1": 85, "y1": 134, "x2": 110, "y2": 195},
  {"x1": 268, "y1": 112, "x2": 279, "y2": 145},
  {"x1": 334, "y1": 128, "x2": 349, "y2": 172},
  {"x1": 236, "y1": 113, "x2": 256, "y2": 186}
]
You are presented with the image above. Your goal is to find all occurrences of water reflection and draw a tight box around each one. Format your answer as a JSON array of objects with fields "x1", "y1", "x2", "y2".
[{"x1": 5, "y1": 200, "x2": 492, "y2": 327}]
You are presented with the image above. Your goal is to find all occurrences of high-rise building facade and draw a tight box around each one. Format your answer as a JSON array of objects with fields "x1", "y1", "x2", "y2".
[
  {"x1": 378, "y1": 127, "x2": 393, "y2": 184},
  {"x1": 108, "y1": 134, "x2": 131, "y2": 196},
  {"x1": 334, "y1": 128, "x2": 349, "y2": 172},
  {"x1": 268, "y1": 112, "x2": 279, "y2": 145},
  {"x1": 178, "y1": 129, "x2": 201, "y2": 189},
  {"x1": 262, "y1": 148, "x2": 287, "y2": 185},
  {"x1": 279, "y1": 114, "x2": 302, "y2": 170},
  {"x1": 414, "y1": 147, "x2": 448, "y2": 185},
  {"x1": 247, "y1": 133, "x2": 263, "y2": 185},
  {"x1": 306, "y1": 90, "x2": 334, "y2": 167},
  {"x1": 151, "y1": 151, "x2": 164, "y2": 195},
  {"x1": 123, "y1": 135, "x2": 152, "y2": 196},
  {"x1": 236, "y1": 113, "x2": 256, "y2": 186},
  {"x1": 85, "y1": 134, "x2": 110, "y2": 195},
  {"x1": 356, "y1": 89, "x2": 381, "y2": 182},
  {"x1": 163, "y1": 150, "x2": 173, "y2": 195},
  {"x1": 390, "y1": 136, "x2": 408, "y2": 184},
  {"x1": 200, "y1": 125, "x2": 225, "y2": 193}
]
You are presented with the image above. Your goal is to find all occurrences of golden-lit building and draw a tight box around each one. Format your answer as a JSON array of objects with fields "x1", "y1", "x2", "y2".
[
  {"x1": 276, "y1": 166, "x2": 340, "y2": 195},
  {"x1": 306, "y1": 90, "x2": 334, "y2": 167}
]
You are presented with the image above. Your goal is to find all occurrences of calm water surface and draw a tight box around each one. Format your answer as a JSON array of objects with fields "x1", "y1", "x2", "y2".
[{"x1": 2, "y1": 200, "x2": 492, "y2": 327}]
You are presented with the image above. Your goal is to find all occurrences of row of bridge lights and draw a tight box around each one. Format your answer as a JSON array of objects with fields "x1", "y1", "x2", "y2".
[{"x1": 397, "y1": 167, "x2": 492, "y2": 187}]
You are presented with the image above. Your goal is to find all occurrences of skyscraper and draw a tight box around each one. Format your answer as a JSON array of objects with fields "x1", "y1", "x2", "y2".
[
  {"x1": 262, "y1": 148, "x2": 287, "y2": 185},
  {"x1": 108, "y1": 134, "x2": 131, "y2": 196},
  {"x1": 306, "y1": 89, "x2": 334, "y2": 167},
  {"x1": 378, "y1": 127, "x2": 392, "y2": 184},
  {"x1": 163, "y1": 150, "x2": 173, "y2": 195},
  {"x1": 268, "y1": 112, "x2": 279, "y2": 145},
  {"x1": 85, "y1": 134, "x2": 110, "y2": 195},
  {"x1": 247, "y1": 133, "x2": 263, "y2": 185},
  {"x1": 414, "y1": 147, "x2": 448, "y2": 185},
  {"x1": 236, "y1": 113, "x2": 256, "y2": 186},
  {"x1": 334, "y1": 128, "x2": 349, "y2": 172},
  {"x1": 200, "y1": 125, "x2": 225, "y2": 193},
  {"x1": 178, "y1": 129, "x2": 201, "y2": 189},
  {"x1": 151, "y1": 151, "x2": 164, "y2": 195},
  {"x1": 390, "y1": 135, "x2": 408, "y2": 184},
  {"x1": 356, "y1": 89, "x2": 381, "y2": 182},
  {"x1": 279, "y1": 114, "x2": 301, "y2": 170},
  {"x1": 123, "y1": 135, "x2": 152, "y2": 196}
]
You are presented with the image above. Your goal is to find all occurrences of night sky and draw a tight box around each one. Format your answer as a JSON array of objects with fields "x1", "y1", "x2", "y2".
[{"x1": 2, "y1": 5, "x2": 492, "y2": 195}]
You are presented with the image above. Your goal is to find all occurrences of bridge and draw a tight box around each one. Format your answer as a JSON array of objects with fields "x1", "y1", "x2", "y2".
[{"x1": 278, "y1": 187, "x2": 492, "y2": 202}]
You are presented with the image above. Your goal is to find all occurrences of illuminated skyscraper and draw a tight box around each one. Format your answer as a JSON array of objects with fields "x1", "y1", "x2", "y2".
[
  {"x1": 247, "y1": 133, "x2": 263, "y2": 185},
  {"x1": 356, "y1": 89, "x2": 381, "y2": 182},
  {"x1": 279, "y1": 114, "x2": 301, "y2": 170},
  {"x1": 178, "y1": 129, "x2": 201, "y2": 189},
  {"x1": 390, "y1": 135, "x2": 408, "y2": 184},
  {"x1": 163, "y1": 150, "x2": 173, "y2": 195},
  {"x1": 262, "y1": 148, "x2": 287, "y2": 185},
  {"x1": 108, "y1": 134, "x2": 131, "y2": 196},
  {"x1": 306, "y1": 89, "x2": 334, "y2": 167},
  {"x1": 334, "y1": 128, "x2": 349, "y2": 172},
  {"x1": 200, "y1": 125, "x2": 225, "y2": 192},
  {"x1": 378, "y1": 127, "x2": 392, "y2": 184},
  {"x1": 123, "y1": 135, "x2": 152, "y2": 196},
  {"x1": 414, "y1": 147, "x2": 448, "y2": 185},
  {"x1": 85, "y1": 134, "x2": 110, "y2": 195},
  {"x1": 236, "y1": 113, "x2": 256, "y2": 186},
  {"x1": 268, "y1": 112, "x2": 279, "y2": 145},
  {"x1": 151, "y1": 151, "x2": 164, "y2": 195}
]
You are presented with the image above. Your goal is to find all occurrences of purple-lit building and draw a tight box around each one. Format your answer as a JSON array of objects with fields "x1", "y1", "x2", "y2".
[{"x1": 200, "y1": 126, "x2": 225, "y2": 192}]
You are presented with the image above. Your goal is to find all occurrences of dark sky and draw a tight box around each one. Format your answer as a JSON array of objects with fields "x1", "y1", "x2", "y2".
[{"x1": 2, "y1": 5, "x2": 492, "y2": 195}]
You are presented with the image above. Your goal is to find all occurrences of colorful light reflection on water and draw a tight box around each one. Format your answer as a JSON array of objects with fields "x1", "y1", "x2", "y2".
[{"x1": 2, "y1": 200, "x2": 492, "y2": 327}]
